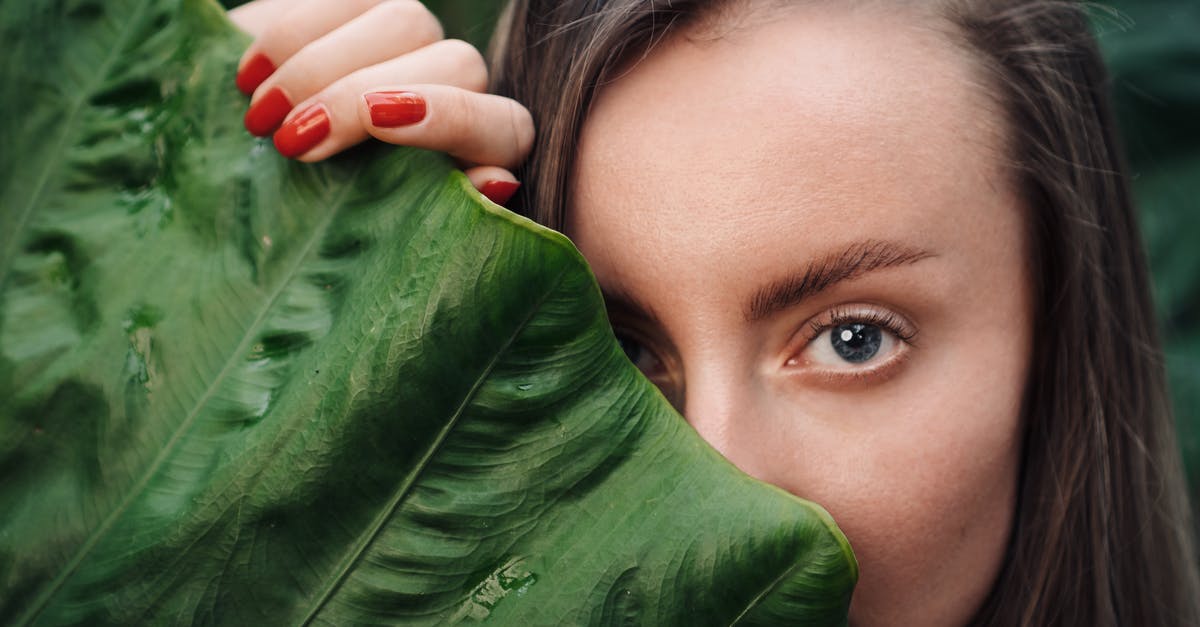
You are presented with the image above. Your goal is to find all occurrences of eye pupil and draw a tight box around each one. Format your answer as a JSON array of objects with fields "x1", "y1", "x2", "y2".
[{"x1": 830, "y1": 323, "x2": 882, "y2": 363}]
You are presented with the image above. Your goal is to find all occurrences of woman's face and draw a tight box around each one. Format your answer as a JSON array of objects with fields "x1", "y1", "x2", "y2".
[{"x1": 566, "y1": 5, "x2": 1032, "y2": 625}]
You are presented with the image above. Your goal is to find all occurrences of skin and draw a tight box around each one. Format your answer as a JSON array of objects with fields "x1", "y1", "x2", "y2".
[
  {"x1": 234, "y1": 1, "x2": 1033, "y2": 623},
  {"x1": 567, "y1": 6, "x2": 1031, "y2": 626},
  {"x1": 229, "y1": 0, "x2": 530, "y2": 197}
]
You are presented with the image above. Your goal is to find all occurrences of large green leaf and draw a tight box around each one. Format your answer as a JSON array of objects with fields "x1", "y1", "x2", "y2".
[{"x1": 0, "y1": 0, "x2": 856, "y2": 624}]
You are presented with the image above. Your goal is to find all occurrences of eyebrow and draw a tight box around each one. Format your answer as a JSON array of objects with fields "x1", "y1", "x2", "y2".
[{"x1": 744, "y1": 239, "x2": 935, "y2": 322}]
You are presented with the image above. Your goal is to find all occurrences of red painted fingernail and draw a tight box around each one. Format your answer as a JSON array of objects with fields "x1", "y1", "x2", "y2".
[
  {"x1": 363, "y1": 91, "x2": 427, "y2": 127},
  {"x1": 236, "y1": 52, "x2": 276, "y2": 95},
  {"x1": 481, "y1": 180, "x2": 520, "y2": 206},
  {"x1": 244, "y1": 87, "x2": 292, "y2": 137},
  {"x1": 273, "y1": 104, "x2": 330, "y2": 159}
]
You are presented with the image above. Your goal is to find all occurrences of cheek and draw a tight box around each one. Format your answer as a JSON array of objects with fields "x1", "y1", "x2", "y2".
[
  {"x1": 831, "y1": 408, "x2": 1020, "y2": 625},
  {"x1": 761, "y1": 336, "x2": 1027, "y2": 625}
]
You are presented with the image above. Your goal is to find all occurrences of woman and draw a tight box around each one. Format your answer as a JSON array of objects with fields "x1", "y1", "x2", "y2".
[{"x1": 229, "y1": 0, "x2": 1200, "y2": 624}]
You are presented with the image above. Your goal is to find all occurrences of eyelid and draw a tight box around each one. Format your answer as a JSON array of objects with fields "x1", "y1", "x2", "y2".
[
  {"x1": 793, "y1": 349, "x2": 912, "y2": 387},
  {"x1": 782, "y1": 303, "x2": 918, "y2": 386},
  {"x1": 798, "y1": 303, "x2": 918, "y2": 348}
]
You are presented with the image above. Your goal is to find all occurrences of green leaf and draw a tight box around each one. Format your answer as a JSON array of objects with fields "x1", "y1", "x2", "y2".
[{"x1": 0, "y1": 0, "x2": 857, "y2": 624}]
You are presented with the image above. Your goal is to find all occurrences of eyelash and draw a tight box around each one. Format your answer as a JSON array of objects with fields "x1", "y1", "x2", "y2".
[
  {"x1": 806, "y1": 305, "x2": 918, "y2": 345},
  {"x1": 786, "y1": 304, "x2": 918, "y2": 385}
]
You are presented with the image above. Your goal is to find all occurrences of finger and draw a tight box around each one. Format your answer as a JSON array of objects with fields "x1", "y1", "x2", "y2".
[
  {"x1": 227, "y1": 0, "x2": 293, "y2": 38},
  {"x1": 464, "y1": 166, "x2": 521, "y2": 207},
  {"x1": 237, "y1": 0, "x2": 435, "y2": 96},
  {"x1": 243, "y1": 0, "x2": 444, "y2": 136},
  {"x1": 236, "y1": 0, "x2": 386, "y2": 95},
  {"x1": 271, "y1": 40, "x2": 490, "y2": 160},
  {"x1": 356, "y1": 84, "x2": 535, "y2": 169}
]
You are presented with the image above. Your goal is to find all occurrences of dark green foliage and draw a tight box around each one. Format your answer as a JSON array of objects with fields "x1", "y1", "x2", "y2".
[
  {"x1": 0, "y1": 0, "x2": 855, "y2": 624},
  {"x1": 1095, "y1": 2, "x2": 1200, "y2": 497}
]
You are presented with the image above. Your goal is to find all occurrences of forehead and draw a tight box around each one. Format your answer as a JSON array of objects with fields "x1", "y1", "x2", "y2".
[{"x1": 567, "y1": 5, "x2": 1013, "y2": 318}]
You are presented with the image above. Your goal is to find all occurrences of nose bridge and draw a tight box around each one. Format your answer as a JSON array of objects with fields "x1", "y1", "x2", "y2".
[{"x1": 679, "y1": 352, "x2": 763, "y2": 476}]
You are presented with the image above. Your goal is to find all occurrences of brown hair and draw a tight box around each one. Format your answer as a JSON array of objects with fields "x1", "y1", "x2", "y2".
[{"x1": 488, "y1": 0, "x2": 1200, "y2": 624}]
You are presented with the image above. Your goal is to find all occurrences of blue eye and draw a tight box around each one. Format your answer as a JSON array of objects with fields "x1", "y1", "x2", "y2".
[
  {"x1": 830, "y1": 323, "x2": 882, "y2": 363},
  {"x1": 790, "y1": 305, "x2": 914, "y2": 376}
]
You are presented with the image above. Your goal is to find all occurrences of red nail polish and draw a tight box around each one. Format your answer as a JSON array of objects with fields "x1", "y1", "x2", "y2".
[
  {"x1": 363, "y1": 91, "x2": 427, "y2": 127},
  {"x1": 481, "y1": 180, "x2": 520, "y2": 206},
  {"x1": 244, "y1": 87, "x2": 292, "y2": 137},
  {"x1": 273, "y1": 104, "x2": 330, "y2": 159},
  {"x1": 236, "y1": 53, "x2": 276, "y2": 95}
]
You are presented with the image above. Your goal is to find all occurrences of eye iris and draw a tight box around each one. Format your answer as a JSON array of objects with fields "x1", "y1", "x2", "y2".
[{"x1": 830, "y1": 323, "x2": 882, "y2": 363}]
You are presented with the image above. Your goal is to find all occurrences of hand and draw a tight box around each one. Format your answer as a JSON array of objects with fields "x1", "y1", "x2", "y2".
[{"x1": 229, "y1": 0, "x2": 533, "y2": 206}]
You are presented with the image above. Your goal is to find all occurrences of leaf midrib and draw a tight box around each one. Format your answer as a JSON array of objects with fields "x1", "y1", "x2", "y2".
[
  {"x1": 0, "y1": 0, "x2": 154, "y2": 291},
  {"x1": 299, "y1": 264, "x2": 570, "y2": 626},
  {"x1": 726, "y1": 516, "x2": 854, "y2": 627},
  {"x1": 726, "y1": 555, "x2": 809, "y2": 626},
  {"x1": 15, "y1": 161, "x2": 364, "y2": 625}
]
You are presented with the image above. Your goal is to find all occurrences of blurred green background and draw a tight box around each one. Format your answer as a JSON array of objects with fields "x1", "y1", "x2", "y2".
[
  {"x1": 1097, "y1": 1, "x2": 1200, "y2": 504},
  {"x1": 411, "y1": 0, "x2": 503, "y2": 51},
  {"x1": 220, "y1": 0, "x2": 1200, "y2": 502}
]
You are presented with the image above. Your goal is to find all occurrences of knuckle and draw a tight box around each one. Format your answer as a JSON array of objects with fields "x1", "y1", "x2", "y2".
[
  {"x1": 316, "y1": 79, "x2": 346, "y2": 107},
  {"x1": 436, "y1": 39, "x2": 488, "y2": 91},
  {"x1": 375, "y1": 0, "x2": 443, "y2": 42},
  {"x1": 326, "y1": 71, "x2": 367, "y2": 106},
  {"x1": 276, "y1": 54, "x2": 327, "y2": 96},
  {"x1": 436, "y1": 89, "x2": 477, "y2": 144},
  {"x1": 269, "y1": 8, "x2": 308, "y2": 49},
  {"x1": 441, "y1": 88, "x2": 473, "y2": 127},
  {"x1": 352, "y1": 0, "x2": 387, "y2": 10},
  {"x1": 507, "y1": 104, "x2": 535, "y2": 157}
]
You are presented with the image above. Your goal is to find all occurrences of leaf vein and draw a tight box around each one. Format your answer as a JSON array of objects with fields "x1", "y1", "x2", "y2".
[
  {"x1": 727, "y1": 554, "x2": 808, "y2": 626},
  {"x1": 299, "y1": 263, "x2": 571, "y2": 626},
  {"x1": 0, "y1": 0, "x2": 145, "y2": 290},
  {"x1": 15, "y1": 160, "x2": 363, "y2": 624}
]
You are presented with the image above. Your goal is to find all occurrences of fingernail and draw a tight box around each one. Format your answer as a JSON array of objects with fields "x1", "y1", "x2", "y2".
[
  {"x1": 273, "y1": 104, "x2": 330, "y2": 159},
  {"x1": 236, "y1": 52, "x2": 276, "y2": 95},
  {"x1": 363, "y1": 91, "x2": 427, "y2": 127},
  {"x1": 481, "y1": 180, "x2": 520, "y2": 206},
  {"x1": 244, "y1": 86, "x2": 292, "y2": 137}
]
